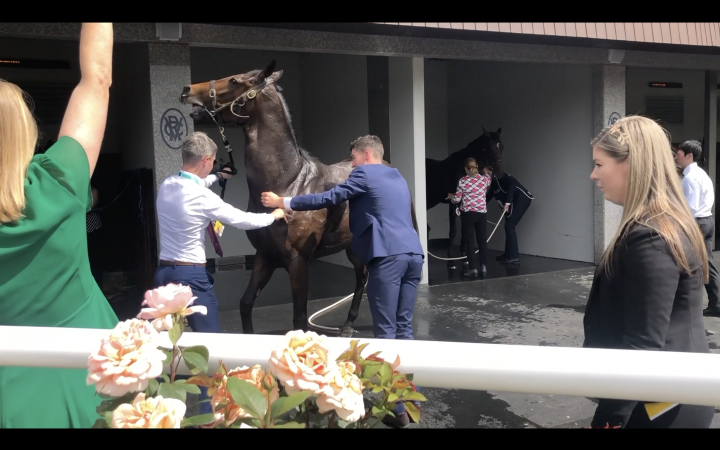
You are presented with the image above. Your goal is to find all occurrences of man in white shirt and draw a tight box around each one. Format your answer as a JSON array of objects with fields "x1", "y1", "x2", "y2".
[
  {"x1": 154, "y1": 131, "x2": 285, "y2": 333},
  {"x1": 675, "y1": 140, "x2": 720, "y2": 316}
]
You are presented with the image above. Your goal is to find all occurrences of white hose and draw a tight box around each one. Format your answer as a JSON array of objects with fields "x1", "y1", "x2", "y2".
[{"x1": 307, "y1": 212, "x2": 506, "y2": 335}]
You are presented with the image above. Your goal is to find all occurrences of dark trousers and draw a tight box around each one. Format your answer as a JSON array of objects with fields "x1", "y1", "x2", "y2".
[
  {"x1": 623, "y1": 403, "x2": 714, "y2": 428},
  {"x1": 460, "y1": 211, "x2": 487, "y2": 271},
  {"x1": 365, "y1": 253, "x2": 424, "y2": 417},
  {"x1": 87, "y1": 229, "x2": 103, "y2": 288},
  {"x1": 504, "y1": 195, "x2": 532, "y2": 259},
  {"x1": 153, "y1": 263, "x2": 222, "y2": 415},
  {"x1": 697, "y1": 216, "x2": 720, "y2": 310}
]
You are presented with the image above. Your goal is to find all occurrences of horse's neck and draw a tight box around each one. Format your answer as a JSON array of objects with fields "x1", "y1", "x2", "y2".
[{"x1": 243, "y1": 114, "x2": 303, "y2": 192}]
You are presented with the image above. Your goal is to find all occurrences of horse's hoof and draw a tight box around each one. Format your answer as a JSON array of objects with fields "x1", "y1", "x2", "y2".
[{"x1": 339, "y1": 327, "x2": 354, "y2": 338}]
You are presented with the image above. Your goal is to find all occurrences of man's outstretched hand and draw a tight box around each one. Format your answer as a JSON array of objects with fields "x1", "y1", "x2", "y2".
[
  {"x1": 261, "y1": 191, "x2": 283, "y2": 209},
  {"x1": 271, "y1": 208, "x2": 288, "y2": 223}
]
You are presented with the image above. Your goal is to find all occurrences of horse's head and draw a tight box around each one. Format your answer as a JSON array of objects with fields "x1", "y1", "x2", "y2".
[
  {"x1": 463, "y1": 126, "x2": 504, "y2": 174},
  {"x1": 179, "y1": 60, "x2": 284, "y2": 125}
]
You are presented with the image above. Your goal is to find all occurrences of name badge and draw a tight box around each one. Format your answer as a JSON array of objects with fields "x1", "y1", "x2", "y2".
[{"x1": 213, "y1": 220, "x2": 225, "y2": 237}]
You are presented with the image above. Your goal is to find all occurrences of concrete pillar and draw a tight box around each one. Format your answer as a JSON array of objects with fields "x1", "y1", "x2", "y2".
[
  {"x1": 148, "y1": 42, "x2": 194, "y2": 193},
  {"x1": 592, "y1": 65, "x2": 625, "y2": 264},
  {"x1": 704, "y1": 70, "x2": 718, "y2": 248},
  {"x1": 389, "y1": 57, "x2": 429, "y2": 284}
]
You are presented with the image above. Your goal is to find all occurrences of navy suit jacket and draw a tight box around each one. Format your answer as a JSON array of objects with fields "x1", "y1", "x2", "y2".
[{"x1": 289, "y1": 164, "x2": 425, "y2": 265}]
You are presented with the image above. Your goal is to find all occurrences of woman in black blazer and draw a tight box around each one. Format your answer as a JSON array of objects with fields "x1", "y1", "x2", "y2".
[{"x1": 586, "y1": 115, "x2": 714, "y2": 428}]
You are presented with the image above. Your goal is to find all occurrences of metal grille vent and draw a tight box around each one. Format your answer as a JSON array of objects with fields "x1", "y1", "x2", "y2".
[
  {"x1": 17, "y1": 84, "x2": 75, "y2": 125},
  {"x1": 645, "y1": 96, "x2": 684, "y2": 124}
]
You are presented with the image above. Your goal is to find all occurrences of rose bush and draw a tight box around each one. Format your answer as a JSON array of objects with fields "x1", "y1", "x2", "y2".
[{"x1": 88, "y1": 283, "x2": 426, "y2": 429}]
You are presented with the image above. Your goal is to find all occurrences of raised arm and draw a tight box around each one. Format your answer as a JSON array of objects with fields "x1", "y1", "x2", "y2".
[{"x1": 58, "y1": 23, "x2": 113, "y2": 177}]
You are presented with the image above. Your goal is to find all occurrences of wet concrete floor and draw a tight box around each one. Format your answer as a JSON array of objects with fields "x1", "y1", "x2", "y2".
[{"x1": 106, "y1": 245, "x2": 720, "y2": 428}]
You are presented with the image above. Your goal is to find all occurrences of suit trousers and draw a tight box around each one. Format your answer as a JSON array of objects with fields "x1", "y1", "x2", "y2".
[
  {"x1": 504, "y1": 195, "x2": 532, "y2": 260},
  {"x1": 153, "y1": 263, "x2": 222, "y2": 415},
  {"x1": 365, "y1": 253, "x2": 424, "y2": 417},
  {"x1": 697, "y1": 217, "x2": 720, "y2": 310}
]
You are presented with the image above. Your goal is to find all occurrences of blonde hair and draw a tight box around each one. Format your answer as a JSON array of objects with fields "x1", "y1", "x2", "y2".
[
  {"x1": 0, "y1": 79, "x2": 38, "y2": 225},
  {"x1": 464, "y1": 157, "x2": 479, "y2": 176},
  {"x1": 593, "y1": 115, "x2": 708, "y2": 281}
]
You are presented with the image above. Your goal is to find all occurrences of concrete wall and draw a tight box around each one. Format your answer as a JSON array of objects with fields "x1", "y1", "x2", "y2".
[
  {"x1": 626, "y1": 67, "x2": 720, "y2": 144},
  {"x1": 447, "y1": 60, "x2": 595, "y2": 263}
]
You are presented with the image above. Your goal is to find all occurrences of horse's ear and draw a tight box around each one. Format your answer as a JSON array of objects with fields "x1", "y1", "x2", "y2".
[
  {"x1": 496, "y1": 127, "x2": 502, "y2": 136},
  {"x1": 259, "y1": 60, "x2": 276, "y2": 80},
  {"x1": 270, "y1": 70, "x2": 284, "y2": 83},
  {"x1": 482, "y1": 126, "x2": 489, "y2": 136}
]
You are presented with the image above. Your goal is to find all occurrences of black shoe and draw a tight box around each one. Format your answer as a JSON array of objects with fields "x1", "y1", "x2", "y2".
[
  {"x1": 480, "y1": 265, "x2": 487, "y2": 276},
  {"x1": 703, "y1": 308, "x2": 720, "y2": 317},
  {"x1": 498, "y1": 256, "x2": 520, "y2": 264},
  {"x1": 382, "y1": 411, "x2": 410, "y2": 428},
  {"x1": 462, "y1": 269, "x2": 478, "y2": 277}
]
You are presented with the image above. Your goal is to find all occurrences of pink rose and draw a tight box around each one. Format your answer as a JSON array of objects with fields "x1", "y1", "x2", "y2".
[
  {"x1": 267, "y1": 330, "x2": 336, "y2": 395},
  {"x1": 111, "y1": 393, "x2": 186, "y2": 428},
  {"x1": 137, "y1": 283, "x2": 207, "y2": 331},
  {"x1": 86, "y1": 319, "x2": 167, "y2": 397},
  {"x1": 316, "y1": 361, "x2": 366, "y2": 423}
]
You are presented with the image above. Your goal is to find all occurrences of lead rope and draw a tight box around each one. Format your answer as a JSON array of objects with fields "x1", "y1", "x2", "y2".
[{"x1": 307, "y1": 211, "x2": 506, "y2": 335}]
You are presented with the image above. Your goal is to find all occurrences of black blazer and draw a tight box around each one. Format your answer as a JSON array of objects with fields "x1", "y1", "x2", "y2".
[
  {"x1": 486, "y1": 173, "x2": 534, "y2": 207},
  {"x1": 583, "y1": 222, "x2": 710, "y2": 427}
]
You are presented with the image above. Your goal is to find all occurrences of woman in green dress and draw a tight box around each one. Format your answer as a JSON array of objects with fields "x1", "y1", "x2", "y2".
[{"x1": 0, "y1": 23, "x2": 118, "y2": 428}]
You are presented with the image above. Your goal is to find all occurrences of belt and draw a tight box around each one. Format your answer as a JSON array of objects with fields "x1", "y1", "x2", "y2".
[{"x1": 159, "y1": 259, "x2": 206, "y2": 267}]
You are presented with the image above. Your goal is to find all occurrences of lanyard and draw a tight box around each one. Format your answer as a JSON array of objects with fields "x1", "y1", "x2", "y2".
[{"x1": 178, "y1": 171, "x2": 202, "y2": 186}]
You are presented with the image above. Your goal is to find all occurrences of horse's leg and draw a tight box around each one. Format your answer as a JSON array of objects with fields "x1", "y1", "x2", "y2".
[
  {"x1": 287, "y1": 254, "x2": 310, "y2": 331},
  {"x1": 447, "y1": 202, "x2": 458, "y2": 270},
  {"x1": 239, "y1": 252, "x2": 276, "y2": 334},
  {"x1": 340, "y1": 248, "x2": 369, "y2": 338}
]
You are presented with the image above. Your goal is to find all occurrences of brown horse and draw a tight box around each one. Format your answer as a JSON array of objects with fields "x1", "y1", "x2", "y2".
[{"x1": 179, "y1": 60, "x2": 419, "y2": 337}]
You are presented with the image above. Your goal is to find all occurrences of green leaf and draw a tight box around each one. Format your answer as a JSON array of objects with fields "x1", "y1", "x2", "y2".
[
  {"x1": 172, "y1": 380, "x2": 201, "y2": 394},
  {"x1": 371, "y1": 385, "x2": 384, "y2": 393},
  {"x1": 273, "y1": 420, "x2": 306, "y2": 428},
  {"x1": 226, "y1": 377, "x2": 267, "y2": 420},
  {"x1": 270, "y1": 390, "x2": 311, "y2": 421},
  {"x1": 181, "y1": 413, "x2": 217, "y2": 428},
  {"x1": 363, "y1": 364, "x2": 382, "y2": 379},
  {"x1": 158, "y1": 346, "x2": 174, "y2": 364},
  {"x1": 402, "y1": 391, "x2": 427, "y2": 402},
  {"x1": 405, "y1": 401, "x2": 421, "y2": 423},
  {"x1": 387, "y1": 393, "x2": 399, "y2": 403},
  {"x1": 145, "y1": 378, "x2": 160, "y2": 396},
  {"x1": 369, "y1": 375, "x2": 382, "y2": 386},
  {"x1": 337, "y1": 419, "x2": 349, "y2": 428},
  {"x1": 371, "y1": 405, "x2": 388, "y2": 419},
  {"x1": 379, "y1": 363, "x2": 392, "y2": 385},
  {"x1": 169, "y1": 320, "x2": 184, "y2": 346},
  {"x1": 96, "y1": 391, "x2": 137, "y2": 414},
  {"x1": 182, "y1": 345, "x2": 210, "y2": 375},
  {"x1": 183, "y1": 350, "x2": 207, "y2": 375},
  {"x1": 158, "y1": 381, "x2": 187, "y2": 403},
  {"x1": 160, "y1": 373, "x2": 170, "y2": 383}
]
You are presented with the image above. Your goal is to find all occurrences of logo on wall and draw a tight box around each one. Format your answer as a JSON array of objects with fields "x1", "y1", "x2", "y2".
[
  {"x1": 608, "y1": 112, "x2": 621, "y2": 126},
  {"x1": 160, "y1": 108, "x2": 189, "y2": 149}
]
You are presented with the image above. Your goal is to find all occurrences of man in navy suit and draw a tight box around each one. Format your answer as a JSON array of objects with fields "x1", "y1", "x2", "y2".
[{"x1": 261, "y1": 135, "x2": 425, "y2": 341}]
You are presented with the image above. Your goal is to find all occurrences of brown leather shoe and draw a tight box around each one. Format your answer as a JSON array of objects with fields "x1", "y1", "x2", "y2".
[{"x1": 381, "y1": 411, "x2": 410, "y2": 428}]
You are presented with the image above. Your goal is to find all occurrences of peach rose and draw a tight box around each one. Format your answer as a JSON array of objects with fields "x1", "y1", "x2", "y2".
[
  {"x1": 316, "y1": 361, "x2": 366, "y2": 423},
  {"x1": 136, "y1": 283, "x2": 207, "y2": 332},
  {"x1": 111, "y1": 393, "x2": 186, "y2": 428},
  {"x1": 210, "y1": 365, "x2": 280, "y2": 427},
  {"x1": 86, "y1": 319, "x2": 167, "y2": 397},
  {"x1": 267, "y1": 330, "x2": 336, "y2": 395}
]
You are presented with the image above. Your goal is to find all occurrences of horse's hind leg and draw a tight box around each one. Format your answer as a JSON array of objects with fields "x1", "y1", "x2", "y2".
[
  {"x1": 288, "y1": 254, "x2": 310, "y2": 331},
  {"x1": 239, "y1": 252, "x2": 276, "y2": 334},
  {"x1": 340, "y1": 248, "x2": 369, "y2": 338}
]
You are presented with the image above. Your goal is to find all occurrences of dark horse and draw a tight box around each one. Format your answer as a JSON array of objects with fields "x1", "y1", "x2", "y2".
[
  {"x1": 179, "y1": 60, "x2": 419, "y2": 337},
  {"x1": 425, "y1": 129, "x2": 504, "y2": 268}
]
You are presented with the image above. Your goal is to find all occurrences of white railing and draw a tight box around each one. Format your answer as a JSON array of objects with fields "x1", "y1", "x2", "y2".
[{"x1": 2, "y1": 325, "x2": 720, "y2": 407}]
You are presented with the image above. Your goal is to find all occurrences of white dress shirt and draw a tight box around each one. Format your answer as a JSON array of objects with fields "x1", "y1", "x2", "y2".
[
  {"x1": 681, "y1": 162, "x2": 714, "y2": 218},
  {"x1": 156, "y1": 171, "x2": 275, "y2": 264}
]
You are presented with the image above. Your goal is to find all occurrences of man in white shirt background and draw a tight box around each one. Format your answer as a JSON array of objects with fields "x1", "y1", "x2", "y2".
[{"x1": 675, "y1": 140, "x2": 720, "y2": 317}]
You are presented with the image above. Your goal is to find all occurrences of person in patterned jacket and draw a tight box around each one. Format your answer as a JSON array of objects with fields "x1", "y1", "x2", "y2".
[{"x1": 447, "y1": 158, "x2": 492, "y2": 277}]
